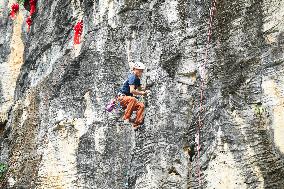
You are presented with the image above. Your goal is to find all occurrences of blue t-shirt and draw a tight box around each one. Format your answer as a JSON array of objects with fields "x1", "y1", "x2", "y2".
[{"x1": 120, "y1": 73, "x2": 141, "y2": 96}]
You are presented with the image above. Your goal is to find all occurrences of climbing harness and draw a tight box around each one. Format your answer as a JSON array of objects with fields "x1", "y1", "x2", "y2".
[
  {"x1": 196, "y1": 0, "x2": 217, "y2": 187},
  {"x1": 10, "y1": 3, "x2": 19, "y2": 20},
  {"x1": 133, "y1": 95, "x2": 144, "y2": 104},
  {"x1": 74, "y1": 20, "x2": 83, "y2": 45}
]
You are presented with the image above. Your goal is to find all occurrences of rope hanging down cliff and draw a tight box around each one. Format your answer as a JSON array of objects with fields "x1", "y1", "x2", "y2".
[{"x1": 196, "y1": 0, "x2": 217, "y2": 187}]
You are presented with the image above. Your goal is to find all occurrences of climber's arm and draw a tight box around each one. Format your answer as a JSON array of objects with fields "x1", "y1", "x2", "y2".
[{"x1": 130, "y1": 85, "x2": 146, "y2": 95}]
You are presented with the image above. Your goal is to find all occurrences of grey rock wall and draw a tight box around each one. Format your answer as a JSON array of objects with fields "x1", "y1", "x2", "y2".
[{"x1": 0, "y1": 0, "x2": 284, "y2": 188}]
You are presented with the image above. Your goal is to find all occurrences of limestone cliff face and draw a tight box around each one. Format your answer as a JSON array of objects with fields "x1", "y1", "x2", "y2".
[{"x1": 0, "y1": 0, "x2": 284, "y2": 188}]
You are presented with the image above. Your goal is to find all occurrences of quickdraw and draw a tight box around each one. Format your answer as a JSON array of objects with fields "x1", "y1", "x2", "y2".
[{"x1": 114, "y1": 98, "x2": 124, "y2": 115}]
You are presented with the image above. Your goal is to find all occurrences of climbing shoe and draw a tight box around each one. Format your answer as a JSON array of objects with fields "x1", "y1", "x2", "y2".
[
  {"x1": 124, "y1": 119, "x2": 130, "y2": 124},
  {"x1": 132, "y1": 124, "x2": 140, "y2": 131},
  {"x1": 124, "y1": 118, "x2": 135, "y2": 124}
]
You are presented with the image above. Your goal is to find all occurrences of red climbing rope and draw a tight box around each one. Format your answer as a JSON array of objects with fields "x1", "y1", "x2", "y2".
[
  {"x1": 26, "y1": 16, "x2": 32, "y2": 31},
  {"x1": 74, "y1": 20, "x2": 83, "y2": 45},
  {"x1": 196, "y1": 0, "x2": 217, "y2": 187},
  {"x1": 29, "y1": 0, "x2": 37, "y2": 16},
  {"x1": 10, "y1": 3, "x2": 19, "y2": 20}
]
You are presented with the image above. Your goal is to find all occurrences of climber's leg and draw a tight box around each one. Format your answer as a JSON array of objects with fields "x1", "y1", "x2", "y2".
[
  {"x1": 133, "y1": 101, "x2": 145, "y2": 125},
  {"x1": 117, "y1": 96, "x2": 138, "y2": 121}
]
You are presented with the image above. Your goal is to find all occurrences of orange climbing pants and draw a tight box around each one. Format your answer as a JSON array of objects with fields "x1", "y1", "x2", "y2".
[{"x1": 117, "y1": 95, "x2": 145, "y2": 125}]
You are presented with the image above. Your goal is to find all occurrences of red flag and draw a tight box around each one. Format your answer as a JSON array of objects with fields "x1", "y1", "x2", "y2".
[
  {"x1": 10, "y1": 3, "x2": 19, "y2": 20},
  {"x1": 74, "y1": 20, "x2": 83, "y2": 45}
]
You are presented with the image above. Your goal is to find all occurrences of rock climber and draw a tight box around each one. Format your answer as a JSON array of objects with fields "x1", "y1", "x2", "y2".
[{"x1": 117, "y1": 62, "x2": 148, "y2": 130}]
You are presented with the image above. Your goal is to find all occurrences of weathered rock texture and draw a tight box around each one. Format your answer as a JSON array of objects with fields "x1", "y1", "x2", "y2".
[{"x1": 0, "y1": 0, "x2": 284, "y2": 188}]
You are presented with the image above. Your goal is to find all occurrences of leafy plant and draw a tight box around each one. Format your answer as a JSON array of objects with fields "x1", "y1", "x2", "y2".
[
  {"x1": 16, "y1": 0, "x2": 26, "y2": 5},
  {"x1": 0, "y1": 163, "x2": 8, "y2": 179},
  {"x1": 253, "y1": 103, "x2": 264, "y2": 117}
]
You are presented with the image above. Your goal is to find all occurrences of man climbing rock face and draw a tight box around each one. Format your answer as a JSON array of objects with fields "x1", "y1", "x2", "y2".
[{"x1": 117, "y1": 62, "x2": 148, "y2": 129}]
